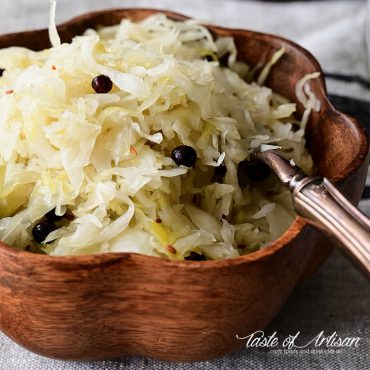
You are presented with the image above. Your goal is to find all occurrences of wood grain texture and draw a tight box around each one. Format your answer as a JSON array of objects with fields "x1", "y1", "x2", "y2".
[{"x1": 0, "y1": 8, "x2": 368, "y2": 362}]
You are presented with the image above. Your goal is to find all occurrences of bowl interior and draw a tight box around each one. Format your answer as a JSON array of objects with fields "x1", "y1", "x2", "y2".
[{"x1": 0, "y1": 8, "x2": 368, "y2": 263}]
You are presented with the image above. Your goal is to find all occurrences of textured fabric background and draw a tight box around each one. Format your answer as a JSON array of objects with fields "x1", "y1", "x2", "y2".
[{"x1": 0, "y1": 1, "x2": 369, "y2": 369}]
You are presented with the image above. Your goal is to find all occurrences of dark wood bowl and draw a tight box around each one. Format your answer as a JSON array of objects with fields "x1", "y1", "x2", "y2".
[{"x1": 0, "y1": 9, "x2": 368, "y2": 363}]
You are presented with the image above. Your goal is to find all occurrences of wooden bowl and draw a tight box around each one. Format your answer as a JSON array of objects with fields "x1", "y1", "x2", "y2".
[{"x1": 0, "y1": 9, "x2": 368, "y2": 363}]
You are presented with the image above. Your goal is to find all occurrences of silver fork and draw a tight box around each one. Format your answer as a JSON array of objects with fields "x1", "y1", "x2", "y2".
[{"x1": 253, "y1": 147, "x2": 370, "y2": 279}]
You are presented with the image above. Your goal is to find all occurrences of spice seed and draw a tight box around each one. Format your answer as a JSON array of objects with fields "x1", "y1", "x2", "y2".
[
  {"x1": 166, "y1": 245, "x2": 176, "y2": 254},
  {"x1": 92, "y1": 74, "x2": 113, "y2": 94},
  {"x1": 130, "y1": 146, "x2": 138, "y2": 155}
]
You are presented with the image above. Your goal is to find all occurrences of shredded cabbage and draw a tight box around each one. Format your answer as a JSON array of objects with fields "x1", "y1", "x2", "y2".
[
  {"x1": 0, "y1": 14, "x2": 315, "y2": 259},
  {"x1": 295, "y1": 72, "x2": 321, "y2": 128},
  {"x1": 48, "y1": 0, "x2": 61, "y2": 48}
]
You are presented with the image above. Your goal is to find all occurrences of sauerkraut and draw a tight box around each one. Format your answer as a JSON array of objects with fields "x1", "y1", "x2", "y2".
[{"x1": 0, "y1": 14, "x2": 317, "y2": 259}]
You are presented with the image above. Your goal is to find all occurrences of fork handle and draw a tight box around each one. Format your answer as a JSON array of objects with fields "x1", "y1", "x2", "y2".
[{"x1": 291, "y1": 176, "x2": 370, "y2": 279}]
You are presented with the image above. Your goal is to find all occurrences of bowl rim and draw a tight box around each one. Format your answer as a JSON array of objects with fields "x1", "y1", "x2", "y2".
[{"x1": 0, "y1": 8, "x2": 368, "y2": 268}]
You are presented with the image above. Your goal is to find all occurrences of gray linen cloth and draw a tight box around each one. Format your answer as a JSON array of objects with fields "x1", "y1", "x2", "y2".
[{"x1": 0, "y1": 1, "x2": 369, "y2": 369}]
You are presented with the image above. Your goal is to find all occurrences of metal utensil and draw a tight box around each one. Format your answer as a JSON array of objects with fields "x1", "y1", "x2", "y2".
[{"x1": 253, "y1": 147, "x2": 370, "y2": 279}]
